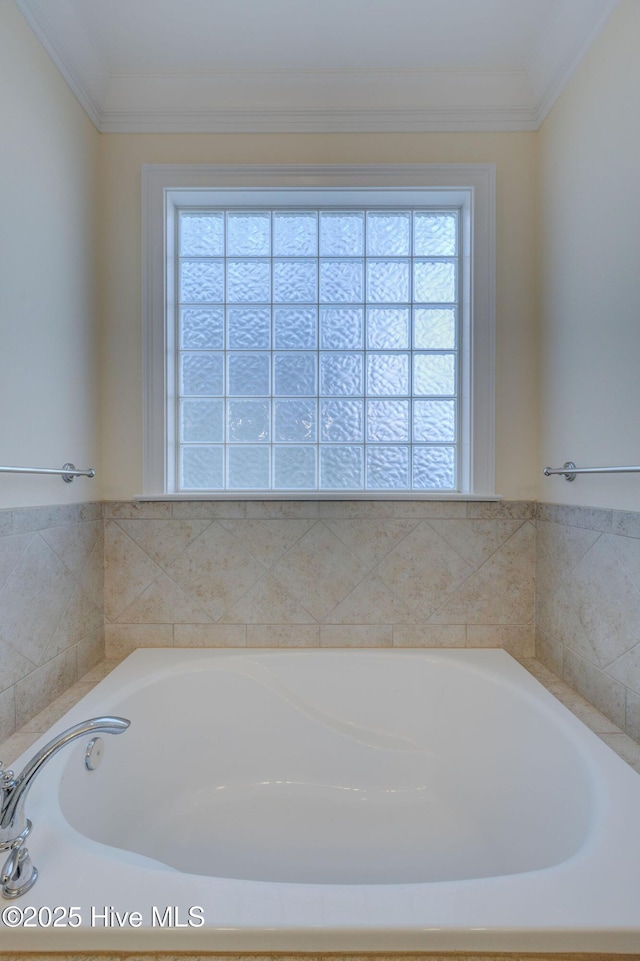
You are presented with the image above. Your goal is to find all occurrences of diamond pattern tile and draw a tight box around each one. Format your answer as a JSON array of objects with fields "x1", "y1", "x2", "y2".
[
  {"x1": 164, "y1": 522, "x2": 266, "y2": 621},
  {"x1": 270, "y1": 522, "x2": 369, "y2": 622}
]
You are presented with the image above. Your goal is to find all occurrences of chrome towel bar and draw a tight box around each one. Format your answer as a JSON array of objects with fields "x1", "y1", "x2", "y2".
[
  {"x1": 543, "y1": 461, "x2": 640, "y2": 482},
  {"x1": 0, "y1": 463, "x2": 95, "y2": 483}
]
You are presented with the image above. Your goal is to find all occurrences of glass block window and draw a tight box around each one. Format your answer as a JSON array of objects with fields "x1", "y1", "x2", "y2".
[{"x1": 175, "y1": 208, "x2": 460, "y2": 492}]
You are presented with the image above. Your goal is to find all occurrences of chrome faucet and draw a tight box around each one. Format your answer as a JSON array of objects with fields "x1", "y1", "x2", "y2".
[{"x1": 1, "y1": 716, "x2": 130, "y2": 898}]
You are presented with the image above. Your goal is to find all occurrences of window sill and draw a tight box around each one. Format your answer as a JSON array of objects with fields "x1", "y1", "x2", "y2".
[{"x1": 134, "y1": 492, "x2": 503, "y2": 502}]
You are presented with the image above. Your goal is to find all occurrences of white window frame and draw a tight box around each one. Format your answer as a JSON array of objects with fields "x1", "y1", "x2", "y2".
[{"x1": 142, "y1": 164, "x2": 496, "y2": 499}]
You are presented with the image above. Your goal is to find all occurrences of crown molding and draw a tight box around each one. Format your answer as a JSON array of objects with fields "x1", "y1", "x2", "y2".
[
  {"x1": 100, "y1": 105, "x2": 540, "y2": 135},
  {"x1": 14, "y1": 0, "x2": 109, "y2": 128},
  {"x1": 100, "y1": 65, "x2": 537, "y2": 133},
  {"x1": 527, "y1": 0, "x2": 620, "y2": 125},
  {"x1": 140, "y1": 160, "x2": 497, "y2": 185},
  {"x1": 15, "y1": 0, "x2": 619, "y2": 134}
]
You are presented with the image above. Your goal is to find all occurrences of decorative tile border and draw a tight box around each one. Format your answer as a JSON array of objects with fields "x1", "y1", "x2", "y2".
[
  {"x1": 2, "y1": 954, "x2": 640, "y2": 961},
  {"x1": 0, "y1": 954, "x2": 639, "y2": 961}
]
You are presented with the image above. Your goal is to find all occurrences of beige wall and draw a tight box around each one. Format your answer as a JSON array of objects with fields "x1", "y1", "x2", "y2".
[
  {"x1": 98, "y1": 131, "x2": 539, "y2": 500},
  {"x1": 538, "y1": 0, "x2": 640, "y2": 511},
  {"x1": 3, "y1": 0, "x2": 638, "y2": 512},
  {"x1": 0, "y1": 0, "x2": 101, "y2": 508}
]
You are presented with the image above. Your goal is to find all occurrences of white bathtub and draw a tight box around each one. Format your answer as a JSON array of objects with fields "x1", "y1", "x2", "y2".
[{"x1": 3, "y1": 648, "x2": 640, "y2": 952}]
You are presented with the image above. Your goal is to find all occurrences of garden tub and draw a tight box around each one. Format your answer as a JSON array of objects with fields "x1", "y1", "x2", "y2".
[{"x1": 2, "y1": 648, "x2": 640, "y2": 952}]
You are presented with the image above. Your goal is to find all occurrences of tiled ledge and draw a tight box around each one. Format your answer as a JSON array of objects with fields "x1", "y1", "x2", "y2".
[
  {"x1": 536, "y1": 500, "x2": 640, "y2": 537},
  {"x1": 104, "y1": 498, "x2": 536, "y2": 519},
  {"x1": 0, "y1": 659, "x2": 122, "y2": 765},
  {"x1": 521, "y1": 659, "x2": 640, "y2": 773},
  {"x1": 1, "y1": 655, "x2": 639, "y2": 776},
  {"x1": 0, "y1": 500, "x2": 102, "y2": 533},
  {"x1": 0, "y1": 954, "x2": 639, "y2": 961}
]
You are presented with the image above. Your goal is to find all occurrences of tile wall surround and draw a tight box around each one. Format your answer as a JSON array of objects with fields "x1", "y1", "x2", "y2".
[
  {"x1": 0, "y1": 502, "x2": 105, "y2": 744},
  {"x1": 4, "y1": 496, "x2": 640, "y2": 750},
  {"x1": 536, "y1": 501, "x2": 640, "y2": 742},
  {"x1": 103, "y1": 499, "x2": 536, "y2": 661}
]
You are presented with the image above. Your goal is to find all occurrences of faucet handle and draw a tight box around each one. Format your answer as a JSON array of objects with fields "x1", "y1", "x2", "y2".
[
  {"x1": 1, "y1": 844, "x2": 38, "y2": 899},
  {"x1": 1, "y1": 765, "x2": 16, "y2": 790}
]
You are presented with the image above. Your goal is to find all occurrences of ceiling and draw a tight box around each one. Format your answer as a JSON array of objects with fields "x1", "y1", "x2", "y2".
[{"x1": 15, "y1": 0, "x2": 619, "y2": 133}]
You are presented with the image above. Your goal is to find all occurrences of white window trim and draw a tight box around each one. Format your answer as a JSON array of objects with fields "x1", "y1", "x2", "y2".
[{"x1": 142, "y1": 163, "x2": 496, "y2": 499}]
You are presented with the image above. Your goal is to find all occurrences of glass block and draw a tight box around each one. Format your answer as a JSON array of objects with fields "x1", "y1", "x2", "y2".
[
  {"x1": 181, "y1": 446, "x2": 224, "y2": 490},
  {"x1": 227, "y1": 446, "x2": 270, "y2": 489},
  {"x1": 180, "y1": 260, "x2": 224, "y2": 303},
  {"x1": 319, "y1": 212, "x2": 364, "y2": 256},
  {"x1": 273, "y1": 212, "x2": 318, "y2": 256},
  {"x1": 320, "y1": 399, "x2": 363, "y2": 442},
  {"x1": 320, "y1": 307, "x2": 363, "y2": 349},
  {"x1": 413, "y1": 308, "x2": 456, "y2": 349},
  {"x1": 320, "y1": 260, "x2": 364, "y2": 303},
  {"x1": 274, "y1": 307, "x2": 317, "y2": 349},
  {"x1": 366, "y1": 308, "x2": 410, "y2": 349},
  {"x1": 181, "y1": 399, "x2": 224, "y2": 443},
  {"x1": 274, "y1": 446, "x2": 317, "y2": 490},
  {"x1": 366, "y1": 446, "x2": 410, "y2": 490},
  {"x1": 320, "y1": 353, "x2": 363, "y2": 396},
  {"x1": 226, "y1": 212, "x2": 271, "y2": 256},
  {"x1": 366, "y1": 212, "x2": 411, "y2": 256},
  {"x1": 412, "y1": 446, "x2": 456, "y2": 490},
  {"x1": 181, "y1": 352, "x2": 224, "y2": 395},
  {"x1": 413, "y1": 354, "x2": 455, "y2": 396},
  {"x1": 274, "y1": 399, "x2": 317, "y2": 442},
  {"x1": 274, "y1": 353, "x2": 317, "y2": 396},
  {"x1": 180, "y1": 212, "x2": 224, "y2": 257},
  {"x1": 227, "y1": 307, "x2": 271, "y2": 349},
  {"x1": 227, "y1": 399, "x2": 270, "y2": 443},
  {"x1": 320, "y1": 446, "x2": 363, "y2": 489},
  {"x1": 180, "y1": 307, "x2": 224, "y2": 349},
  {"x1": 273, "y1": 260, "x2": 317, "y2": 302},
  {"x1": 367, "y1": 400, "x2": 409, "y2": 442},
  {"x1": 227, "y1": 307, "x2": 271, "y2": 350},
  {"x1": 366, "y1": 260, "x2": 410, "y2": 303},
  {"x1": 227, "y1": 260, "x2": 271, "y2": 303},
  {"x1": 227, "y1": 352, "x2": 270, "y2": 395},
  {"x1": 413, "y1": 399, "x2": 456, "y2": 442},
  {"x1": 366, "y1": 353, "x2": 410, "y2": 396},
  {"x1": 414, "y1": 213, "x2": 457, "y2": 256},
  {"x1": 414, "y1": 260, "x2": 456, "y2": 303}
]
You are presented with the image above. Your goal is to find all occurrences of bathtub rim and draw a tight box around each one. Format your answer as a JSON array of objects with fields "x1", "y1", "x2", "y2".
[{"x1": 3, "y1": 647, "x2": 640, "y2": 954}]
